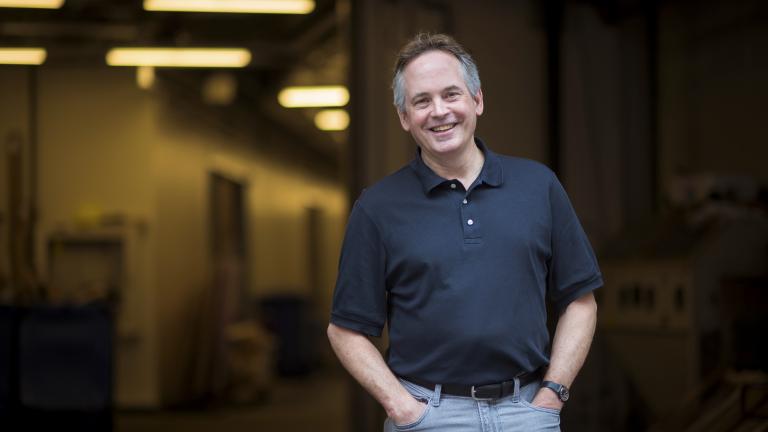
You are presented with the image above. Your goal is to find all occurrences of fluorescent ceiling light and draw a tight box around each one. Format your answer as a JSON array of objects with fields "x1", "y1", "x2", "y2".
[
  {"x1": 314, "y1": 109, "x2": 349, "y2": 131},
  {"x1": 278, "y1": 86, "x2": 349, "y2": 108},
  {"x1": 144, "y1": 0, "x2": 314, "y2": 14},
  {"x1": 0, "y1": 0, "x2": 64, "y2": 8},
  {"x1": 0, "y1": 48, "x2": 47, "y2": 65},
  {"x1": 106, "y1": 48, "x2": 251, "y2": 68}
]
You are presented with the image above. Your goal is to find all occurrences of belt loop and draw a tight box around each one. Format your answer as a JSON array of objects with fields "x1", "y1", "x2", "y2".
[
  {"x1": 431, "y1": 384, "x2": 442, "y2": 407},
  {"x1": 512, "y1": 377, "x2": 521, "y2": 403}
]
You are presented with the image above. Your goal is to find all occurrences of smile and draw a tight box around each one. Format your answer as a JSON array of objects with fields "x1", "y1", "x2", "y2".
[{"x1": 429, "y1": 123, "x2": 456, "y2": 132}]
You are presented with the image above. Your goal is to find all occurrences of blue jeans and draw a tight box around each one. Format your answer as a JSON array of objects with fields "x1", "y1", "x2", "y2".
[{"x1": 383, "y1": 377, "x2": 561, "y2": 432}]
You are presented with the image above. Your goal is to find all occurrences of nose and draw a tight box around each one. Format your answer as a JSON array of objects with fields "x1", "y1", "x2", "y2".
[{"x1": 432, "y1": 99, "x2": 449, "y2": 117}]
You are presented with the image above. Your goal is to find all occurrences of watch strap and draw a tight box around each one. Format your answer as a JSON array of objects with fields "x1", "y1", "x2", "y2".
[{"x1": 541, "y1": 380, "x2": 570, "y2": 402}]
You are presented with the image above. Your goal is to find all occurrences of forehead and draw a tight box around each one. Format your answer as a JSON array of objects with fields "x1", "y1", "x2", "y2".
[{"x1": 402, "y1": 50, "x2": 465, "y2": 94}]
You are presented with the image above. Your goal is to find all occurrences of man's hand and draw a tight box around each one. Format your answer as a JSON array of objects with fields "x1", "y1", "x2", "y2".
[
  {"x1": 530, "y1": 388, "x2": 564, "y2": 411},
  {"x1": 388, "y1": 396, "x2": 428, "y2": 426}
]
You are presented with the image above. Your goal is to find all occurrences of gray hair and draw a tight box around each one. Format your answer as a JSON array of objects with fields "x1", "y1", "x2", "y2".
[{"x1": 392, "y1": 33, "x2": 481, "y2": 113}]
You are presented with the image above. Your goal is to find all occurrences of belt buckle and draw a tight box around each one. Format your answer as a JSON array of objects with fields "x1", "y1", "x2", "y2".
[{"x1": 471, "y1": 385, "x2": 495, "y2": 401}]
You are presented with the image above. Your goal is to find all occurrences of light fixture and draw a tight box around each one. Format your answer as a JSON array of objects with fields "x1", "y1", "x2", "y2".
[
  {"x1": 0, "y1": 0, "x2": 64, "y2": 8},
  {"x1": 106, "y1": 48, "x2": 251, "y2": 68},
  {"x1": 0, "y1": 48, "x2": 47, "y2": 65},
  {"x1": 143, "y1": 0, "x2": 314, "y2": 14},
  {"x1": 277, "y1": 86, "x2": 349, "y2": 108},
  {"x1": 314, "y1": 109, "x2": 349, "y2": 131}
]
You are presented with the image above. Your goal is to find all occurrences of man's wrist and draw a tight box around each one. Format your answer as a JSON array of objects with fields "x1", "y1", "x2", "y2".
[
  {"x1": 383, "y1": 388, "x2": 418, "y2": 418},
  {"x1": 532, "y1": 387, "x2": 565, "y2": 410},
  {"x1": 541, "y1": 380, "x2": 570, "y2": 402}
]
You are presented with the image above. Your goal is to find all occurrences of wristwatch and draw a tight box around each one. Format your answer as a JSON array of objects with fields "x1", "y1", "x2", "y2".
[{"x1": 541, "y1": 381, "x2": 570, "y2": 402}]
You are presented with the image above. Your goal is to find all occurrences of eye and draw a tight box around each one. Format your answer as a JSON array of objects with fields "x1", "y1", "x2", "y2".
[
  {"x1": 445, "y1": 91, "x2": 461, "y2": 100},
  {"x1": 413, "y1": 99, "x2": 429, "y2": 108}
]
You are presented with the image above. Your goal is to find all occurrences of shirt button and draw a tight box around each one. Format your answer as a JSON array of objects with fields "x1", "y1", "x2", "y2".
[
  {"x1": 467, "y1": 219, "x2": 474, "y2": 226},
  {"x1": 462, "y1": 199, "x2": 468, "y2": 204},
  {"x1": 450, "y1": 183, "x2": 457, "y2": 189}
]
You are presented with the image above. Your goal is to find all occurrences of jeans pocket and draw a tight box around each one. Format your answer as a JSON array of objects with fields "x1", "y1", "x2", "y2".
[
  {"x1": 389, "y1": 378, "x2": 435, "y2": 430},
  {"x1": 392, "y1": 402, "x2": 432, "y2": 430},
  {"x1": 520, "y1": 399, "x2": 561, "y2": 416}
]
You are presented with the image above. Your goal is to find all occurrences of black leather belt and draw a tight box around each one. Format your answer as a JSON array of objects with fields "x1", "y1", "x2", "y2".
[{"x1": 403, "y1": 369, "x2": 541, "y2": 400}]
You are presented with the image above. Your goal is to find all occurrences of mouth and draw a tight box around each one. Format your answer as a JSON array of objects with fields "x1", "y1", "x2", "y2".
[{"x1": 429, "y1": 123, "x2": 457, "y2": 133}]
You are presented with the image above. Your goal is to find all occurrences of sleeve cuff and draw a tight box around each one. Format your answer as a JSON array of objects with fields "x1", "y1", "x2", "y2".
[
  {"x1": 330, "y1": 313, "x2": 383, "y2": 337},
  {"x1": 552, "y1": 273, "x2": 603, "y2": 314}
]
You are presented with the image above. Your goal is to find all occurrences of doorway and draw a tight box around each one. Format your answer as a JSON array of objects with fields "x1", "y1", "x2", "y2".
[{"x1": 196, "y1": 172, "x2": 248, "y2": 401}]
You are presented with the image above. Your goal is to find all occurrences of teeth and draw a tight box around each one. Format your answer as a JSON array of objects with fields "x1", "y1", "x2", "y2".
[{"x1": 432, "y1": 124, "x2": 454, "y2": 132}]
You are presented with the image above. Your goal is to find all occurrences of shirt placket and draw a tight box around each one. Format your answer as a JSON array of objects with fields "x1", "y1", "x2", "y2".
[{"x1": 452, "y1": 181, "x2": 481, "y2": 244}]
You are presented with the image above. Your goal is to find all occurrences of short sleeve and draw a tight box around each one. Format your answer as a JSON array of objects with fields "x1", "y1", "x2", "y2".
[
  {"x1": 547, "y1": 176, "x2": 603, "y2": 313},
  {"x1": 329, "y1": 198, "x2": 388, "y2": 337}
]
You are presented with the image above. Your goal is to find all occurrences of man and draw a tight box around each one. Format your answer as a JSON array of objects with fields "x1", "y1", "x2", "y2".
[{"x1": 327, "y1": 33, "x2": 601, "y2": 431}]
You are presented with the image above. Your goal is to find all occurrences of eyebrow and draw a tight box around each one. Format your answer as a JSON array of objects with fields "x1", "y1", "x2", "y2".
[{"x1": 410, "y1": 85, "x2": 463, "y2": 103}]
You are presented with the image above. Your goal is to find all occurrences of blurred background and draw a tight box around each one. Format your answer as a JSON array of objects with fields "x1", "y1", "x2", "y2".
[{"x1": 0, "y1": 0, "x2": 766, "y2": 431}]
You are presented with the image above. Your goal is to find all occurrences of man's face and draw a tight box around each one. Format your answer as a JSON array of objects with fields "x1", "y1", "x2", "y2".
[{"x1": 398, "y1": 50, "x2": 483, "y2": 159}]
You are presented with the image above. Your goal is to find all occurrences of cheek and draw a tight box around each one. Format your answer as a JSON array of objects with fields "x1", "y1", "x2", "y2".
[{"x1": 412, "y1": 114, "x2": 429, "y2": 129}]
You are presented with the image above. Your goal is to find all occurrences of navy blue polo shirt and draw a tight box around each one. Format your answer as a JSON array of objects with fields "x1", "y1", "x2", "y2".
[{"x1": 330, "y1": 139, "x2": 602, "y2": 386}]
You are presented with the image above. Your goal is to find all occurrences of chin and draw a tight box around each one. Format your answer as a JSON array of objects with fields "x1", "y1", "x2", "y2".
[{"x1": 432, "y1": 137, "x2": 466, "y2": 153}]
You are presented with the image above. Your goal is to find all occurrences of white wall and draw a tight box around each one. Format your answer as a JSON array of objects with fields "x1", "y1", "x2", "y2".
[
  {"x1": 36, "y1": 66, "x2": 161, "y2": 407},
  {"x1": 150, "y1": 101, "x2": 346, "y2": 402},
  {"x1": 0, "y1": 64, "x2": 347, "y2": 407}
]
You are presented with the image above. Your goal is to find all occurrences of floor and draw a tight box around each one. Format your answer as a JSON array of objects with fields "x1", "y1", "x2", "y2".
[{"x1": 116, "y1": 371, "x2": 348, "y2": 432}]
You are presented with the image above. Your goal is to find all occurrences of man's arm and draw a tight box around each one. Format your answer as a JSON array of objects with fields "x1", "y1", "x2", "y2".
[
  {"x1": 327, "y1": 323, "x2": 426, "y2": 425},
  {"x1": 532, "y1": 291, "x2": 598, "y2": 409}
]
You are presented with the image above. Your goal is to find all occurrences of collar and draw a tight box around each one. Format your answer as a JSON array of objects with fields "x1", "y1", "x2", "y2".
[{"x1": 409, "y1": 137, "x2": 504, "y2": 195}]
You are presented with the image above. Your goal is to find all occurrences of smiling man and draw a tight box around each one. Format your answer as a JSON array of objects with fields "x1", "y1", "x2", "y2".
[{"x1": 327, "y1": 33, "x2": 602, "y2": 432}]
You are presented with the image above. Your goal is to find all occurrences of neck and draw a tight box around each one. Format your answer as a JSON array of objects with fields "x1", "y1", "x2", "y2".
[{"x1": 420, "y1": 139, "x2": 485, "y2": 189}]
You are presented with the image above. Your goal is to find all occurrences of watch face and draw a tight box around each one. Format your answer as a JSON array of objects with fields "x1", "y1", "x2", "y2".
[{"x1": 559, "y1": 387, "x2": 570, "y2": 402}]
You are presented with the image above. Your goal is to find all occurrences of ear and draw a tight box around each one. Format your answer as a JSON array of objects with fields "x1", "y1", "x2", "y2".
[
  {"x1": 397, "y1": 109, "x2": 411, "y2": 132},
  {"x1": 474, "y1": 88, "x2": 484, "y2": 116}
]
